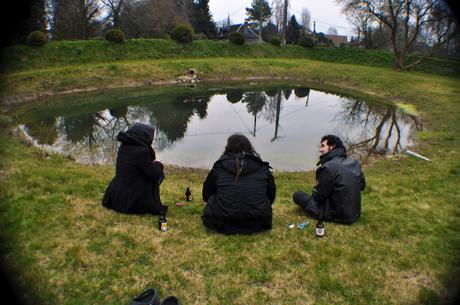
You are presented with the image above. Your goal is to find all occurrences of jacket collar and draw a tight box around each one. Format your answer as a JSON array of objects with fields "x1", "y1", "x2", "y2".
[
  {"x1": 216, "y1": 153, "x2": 269, "y2": 175},
  {"x1": 317, "y1": 148, "x2": 347, "y2": 165}
]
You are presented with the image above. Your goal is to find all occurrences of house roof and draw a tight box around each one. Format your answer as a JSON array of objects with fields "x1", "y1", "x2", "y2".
[
  {"x1": 236, "y1": 24, "x2": 260, "y2": 40},
  {"x1": 219, "y1": 23, "x2": 260, "y2": 40},
  {"x1": 324, "y1": 34, "x2": 347, "y2": 46}
]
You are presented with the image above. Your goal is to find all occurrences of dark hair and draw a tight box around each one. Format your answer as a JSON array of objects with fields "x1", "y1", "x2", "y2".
[
  {"x1": 224, "y1": 134, "x2": 258, "y2": 184},
  {"x1": 321, "y1": 135, "x2": 346, "y2": 153},
  {"x1": 224, "y1": 134, "x2": 257, "y2": 156}
]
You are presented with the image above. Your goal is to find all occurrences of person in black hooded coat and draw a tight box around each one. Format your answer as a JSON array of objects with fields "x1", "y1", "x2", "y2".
[
  {"x1": 102, "y1": 123, "x2": 165, "y2": 214},
  {"x1": 202, "y1": 134, "x2": 276, "y2": 234}
]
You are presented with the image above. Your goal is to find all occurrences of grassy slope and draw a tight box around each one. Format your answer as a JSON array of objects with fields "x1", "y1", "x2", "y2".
[
  {"x1": 1, "y1": 39, "x2": 460, "y2": 104},
  {"x1": 0, "y1": 40, "x2": 460, "y2": 305}
]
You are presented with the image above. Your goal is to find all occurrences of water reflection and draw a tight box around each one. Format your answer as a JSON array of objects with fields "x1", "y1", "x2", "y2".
[
  {"x1": 335, "y1": 98, "x2": 422, "y2": 160},
  {"x1": 16, "y1": 86, "x2": 419, "y2": 171}
]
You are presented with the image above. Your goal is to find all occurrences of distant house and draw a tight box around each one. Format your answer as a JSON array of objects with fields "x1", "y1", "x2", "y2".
[
  {"x1": 218, "y1": 22, "x2": 261, "y2": 43},
  {"x1": 324, "y1": 34, "x2": 347, "y2": 47}
]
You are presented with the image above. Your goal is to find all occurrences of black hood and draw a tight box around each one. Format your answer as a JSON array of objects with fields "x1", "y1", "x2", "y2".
[
  {"x1": 217, "y1": 153, "x2": 268, "y2": 176},
  {"x1": 318, "y1": 148, "x2": 347, "y2": 165},
  {"x1": 117, "y1": 123, "x2": 156, "y2": 159},
  {"x1": 117, "y1": 123, "x2": 155, "y2": 146}
]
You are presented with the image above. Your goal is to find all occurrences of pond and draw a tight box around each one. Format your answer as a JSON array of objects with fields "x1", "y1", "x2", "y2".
[{"x1": 11, "y1": 84, "x2": 421, "y2": 171}]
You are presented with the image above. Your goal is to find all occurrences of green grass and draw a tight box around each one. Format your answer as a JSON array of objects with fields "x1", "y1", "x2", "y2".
[
  {"x1": 0, "y1": 46, "x2": 460, "y2": 304},
  {"x1": 1, "y1": 39, "x2": 459, "y2": 104},
  {"x1": 1, "y1": 39, "x2": 459, "y2": 75}
]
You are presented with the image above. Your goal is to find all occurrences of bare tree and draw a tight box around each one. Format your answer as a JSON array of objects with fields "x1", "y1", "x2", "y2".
[
  {"x1": 49, "y1": 0, "x2": 102, "y2": 40},
  {"x1": 346, "y1": 5, "x2": 372, "y2": 46},
  {"x1": 271, "y1": 0, "x2": 284, "y2": 33},
  {"x1": 328, "y1": 26, "x2": 338, "y2": 35},
  {"x1": 101, "y1": 0, "x2": 125, "y2": 29},
  {"x1": 119, "y1": 0, "x2": 193, "y2": 38},
  {"x1": 300, "y1": 7, "x2": 311, "y2": 33},
  {"x1": 427, "y1": 1, "x2": 459, "y2": 57},
  {"x1": 337, "y1": 0, "x2": 440, "y2": 69}
]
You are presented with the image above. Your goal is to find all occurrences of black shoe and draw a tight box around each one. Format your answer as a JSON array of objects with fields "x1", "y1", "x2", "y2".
[
  {"x1": 131, "y1": 288, "x2": 161, "y2": 305},
  {"x1": 160, "y1": 296, "x2": 180, "y2": 305}
]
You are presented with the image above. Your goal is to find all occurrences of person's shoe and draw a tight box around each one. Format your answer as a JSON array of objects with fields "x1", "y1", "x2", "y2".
[
  {"x1": 131, "y1": 288, "x2": 160, "y2": 305},
  {"x1": 160, "y1": 296, "x2": 180, "y2": 305}
]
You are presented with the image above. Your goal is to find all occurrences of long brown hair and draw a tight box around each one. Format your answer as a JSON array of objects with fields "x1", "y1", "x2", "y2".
[{"x1": 224, "y1": 134, "x2": 258, "y2": 183}]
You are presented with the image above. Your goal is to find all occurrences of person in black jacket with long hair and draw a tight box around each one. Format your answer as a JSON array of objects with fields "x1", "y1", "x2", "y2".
[
  {"x1": 202, "y1": 134, "x2": 276, "y2": 234},
  {"x1": 293, "y1": 135, "x2": 366, "y2": 224},
  {"x1": 102, "y1": 123, "x2": 166, "y2": 214}
]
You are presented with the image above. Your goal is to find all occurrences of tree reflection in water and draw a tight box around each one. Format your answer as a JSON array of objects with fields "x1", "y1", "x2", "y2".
[
  {"x1": 24, "y1": 117, "x2": 58, "y2": 145},
  {"x1": 60, "y1": 108, "x2": 131, "y2": 164},
  {"x1": 17, "y1": 87, "x2": 418, "y2": 168},
  {"x1": 242, "y1": 92, "x2": 267, "y2": 137},
  {"x1": 335, "y1": 98, "x2": 422, "y2": 161},
  {"x1": 45, "y1": 94, "x2": 213, "y2": 164}
]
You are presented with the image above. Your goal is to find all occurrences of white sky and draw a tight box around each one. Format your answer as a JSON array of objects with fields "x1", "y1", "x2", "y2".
[{"x1": 209, "y1": 0, "x2": 353, "y2": 37}]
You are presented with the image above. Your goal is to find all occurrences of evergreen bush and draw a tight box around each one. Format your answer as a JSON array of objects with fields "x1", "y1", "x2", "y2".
[
  {"x1": 170, "y1": 24, "x2": 194, "y2": 43},
  {"x1": 269, "y1": 37, "x2": 281, "y2": 46},
  {"x1": 26, "y1": 31, "x2": 48, "y2": 47},
  {"x1": 193, "y1": 33, "x2": 208, "y2": 40},
  {"x1": 229, "y1": 32, "x2": 245, "y2": 45},
  {"x1": 105, "y1": 29, "x2": 125, "y2": 43},
  {"x1": 298, "y1": 35, "x2": 314, "y2": 48}
]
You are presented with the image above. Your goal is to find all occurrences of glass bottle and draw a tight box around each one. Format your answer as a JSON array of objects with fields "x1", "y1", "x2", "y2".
[{"x1": 315, "y1": 220, "x2": 325, "y2": 237}]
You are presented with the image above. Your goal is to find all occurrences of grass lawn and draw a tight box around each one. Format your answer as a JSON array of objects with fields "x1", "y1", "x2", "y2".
[{"x1": 0, "y1": 48, "x2": 460, "y2": 304}]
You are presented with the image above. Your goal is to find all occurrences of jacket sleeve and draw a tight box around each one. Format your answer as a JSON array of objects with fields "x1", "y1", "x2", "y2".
[
  {"x1": 266, "y1": 170, "x2": 276, "y2": 205},
  {"x1": 312, "y1": 165, "x2": 336, "y2": 204},
  {"x1": 202, "y1": 167, "x2": 218, "y2": 202},
  {"x1": 136, "y1": 148, "x2": 164, "y2": 184}
]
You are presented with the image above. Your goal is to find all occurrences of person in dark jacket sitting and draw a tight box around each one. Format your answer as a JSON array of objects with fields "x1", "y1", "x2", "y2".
[
  {"x1": 102, "y1": 123, "x2": 166, "y2": 214},
  {"x1": 293, "y1": 135, "x2": 366, "y2": 224},
  {"x1": 202, "y1": 134, "x2": 276, "y2": 234}
]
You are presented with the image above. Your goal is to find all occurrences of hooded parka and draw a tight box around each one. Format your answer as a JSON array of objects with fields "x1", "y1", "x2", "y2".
[
  {"x1": 202, "y1": 153, "x2": 276, "y2": 234},
  {"x1": 102, "y1": 123, "x2": 165, "y2": 214},
  {"x1": 313, "y1": 148, "x2": 366, "y2": 224}
]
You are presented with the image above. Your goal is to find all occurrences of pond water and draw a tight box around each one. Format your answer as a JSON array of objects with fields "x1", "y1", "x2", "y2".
[{"x1": 13, "y1": 85, "x2": 420, "y2": 171}]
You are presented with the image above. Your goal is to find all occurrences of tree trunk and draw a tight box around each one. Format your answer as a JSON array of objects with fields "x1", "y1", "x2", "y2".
[
  {"x1": 259, "y1": 18, "x2": 263, "y2": 43},
  {"x1": 281, "y1": 0, "x2": 288, "y2": 45},
  {"x1": 393, "y1": 50, "x2": 405, "y2": 70}
]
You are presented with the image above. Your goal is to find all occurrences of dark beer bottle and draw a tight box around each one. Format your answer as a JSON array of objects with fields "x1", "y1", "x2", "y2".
[
  {"x1": 158, "y1": 206, "x2": 168, "y2": 232},
  {"x1": 185, "y1": 187, "x2": 191, "y2": 202}
]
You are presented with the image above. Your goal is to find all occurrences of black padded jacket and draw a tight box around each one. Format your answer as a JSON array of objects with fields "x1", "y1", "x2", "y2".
[
  {"x1": 202, "y1": 153, "x2": 276, "y2": 234},
  {"x1": 313, "y1": 148, "x2": 366, "y2": 224}
]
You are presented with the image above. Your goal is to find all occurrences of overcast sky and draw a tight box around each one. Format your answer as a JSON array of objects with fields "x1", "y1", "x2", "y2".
[{"x1": 209, "y1": 0, "x2": 352, "y2": 37}]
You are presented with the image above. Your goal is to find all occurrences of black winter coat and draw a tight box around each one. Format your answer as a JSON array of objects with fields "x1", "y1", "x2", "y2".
[
  {"x1": 102, "y1": 123, "x2": 165, "y2": 214},
  {"x1": 313, "y1": 148, "x2": 365, "y2": 224},
  {"x1": 202, "y1": 153, "x2": 276, "y2": 234}
]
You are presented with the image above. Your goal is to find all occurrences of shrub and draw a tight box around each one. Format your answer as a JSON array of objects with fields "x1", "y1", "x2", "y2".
[
  {"x1": 269, "y1": 37, "x2": 281, "y2": 46},
  {"x1": 26, "y1": 31, "x2": 47, "y2": 47},
  {"x1": 297, "y1": 35, "x2": 314, "y2": 48},
  {"x1": 193, "y1": 33, "x2": 208, "y2": 40},
  {"x1": 170, "y1": 24, "x2": 194, "y2": 43},
  {"x1": 105, "y1": 29, "x2": 125, "y2": 43},
  {"x1": 229, "y1": 32, "x2": 245, "y2": 45}
]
